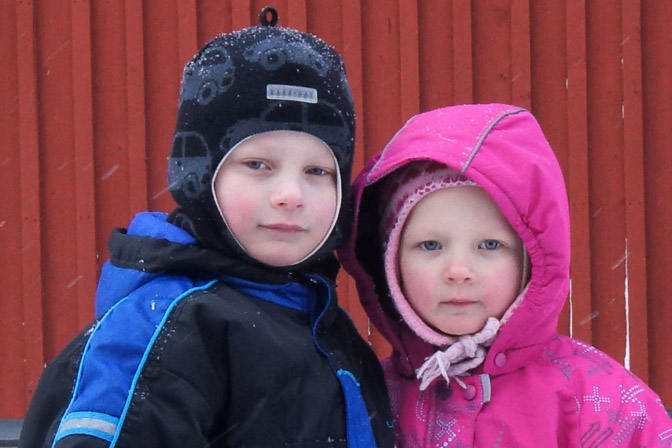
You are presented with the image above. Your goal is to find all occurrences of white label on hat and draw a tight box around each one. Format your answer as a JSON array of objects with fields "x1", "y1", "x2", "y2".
[{"x1": 266, "y1": 84, "x2": 318, "y2": 104}]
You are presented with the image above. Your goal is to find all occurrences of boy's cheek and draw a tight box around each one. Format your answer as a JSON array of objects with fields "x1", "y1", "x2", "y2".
[
  {"x1": 220, "y1": 196, "x2": 256, "y2": 228},
  {"x1": 316, "y1": 201, "x2": 338, "y2": 223}
]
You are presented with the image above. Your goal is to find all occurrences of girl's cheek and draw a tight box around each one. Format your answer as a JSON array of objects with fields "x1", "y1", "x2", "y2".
[{"x1": 411, "y1": 272, "x2": 434, "y2": 299}]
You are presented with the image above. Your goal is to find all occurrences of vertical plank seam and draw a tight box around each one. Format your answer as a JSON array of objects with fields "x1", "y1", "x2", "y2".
[
  {"x1": 341, "y1": 0, "x2": 369, "y2": 341},
  {"x1": 16, "y1": 0, "x2": 45, "y2": 409},
  {"x1": 452, "y1": 0, "x2": 473, "y2": 104},
  {"x1": 125, "y1": 0, "x2": 148, "y2": 214},
  {"x1": 177, "y1": 0, "x2": 198, "y2": 66},
  {"x1": 620, "y1": 0, "x2": 648, "y2": 380},
  {"x1": 287, "y1": 0, "x2": 307, "y2": 31},
  {"x1": 566, "y1": 0, "x2": 592, "y2": 345},
  {"x1": 398, "y1": 0, "x2": 420, "y2": 121},
  {"x1": 71, "y1": 0, "x2": 97, "y2": 328},
  {"x1": 510, "y1": 0, "x2": 531, "y2": 109},
  {"x1": 231, "y1": 0, "x2": 252, "y2": 30},
  {"x1": 174, "y1": 0, "x2": 198, "y2": 209},
  {"x1": 341, "y1": 0, "x2": 365, "y2": 171}
]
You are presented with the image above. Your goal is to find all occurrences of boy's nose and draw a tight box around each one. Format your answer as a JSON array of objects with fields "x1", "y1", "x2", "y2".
[{"x1": 270, "y1": 179, "x2": 304, "y2": 209}]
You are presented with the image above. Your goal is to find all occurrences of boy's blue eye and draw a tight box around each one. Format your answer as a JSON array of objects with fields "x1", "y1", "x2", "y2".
[
  {"x1": 419, "y1": 241, "x2": 441, "y2": 251},
  {"x1": 245, "y1": 161, "x2": 266, "y2": 170},
  {"x1": 306, "y1": 167, "x2": 329, "y2": 176},
  {"x1": 479, "y1": 240, "x2": 501, "y2": 250}
]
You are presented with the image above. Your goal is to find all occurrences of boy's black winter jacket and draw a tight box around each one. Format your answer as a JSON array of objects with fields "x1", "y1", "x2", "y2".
[{"x1": 19, "y1": 212, "x2": 393, "y2": 448}]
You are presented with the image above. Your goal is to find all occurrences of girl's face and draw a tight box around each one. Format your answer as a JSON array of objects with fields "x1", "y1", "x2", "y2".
[
  {"x1": 213, "y1": 131, "x2": 339, "y2": 267},
  {"x1": 398, "y1": 186, "x2": 524, "y2": 336}
]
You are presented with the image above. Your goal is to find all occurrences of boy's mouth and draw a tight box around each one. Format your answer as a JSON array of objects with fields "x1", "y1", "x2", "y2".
[{"x1": 262, "y1": 223, "x2": 305, "y2": 233}]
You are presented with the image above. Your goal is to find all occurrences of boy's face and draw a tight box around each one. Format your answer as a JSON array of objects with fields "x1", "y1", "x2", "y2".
[
  {"x1": 213, "y1": 131, "x2": 338, "y2": 267},
  {"x1": 398, "y1": 186, "x2": 524, "y2": 336}
]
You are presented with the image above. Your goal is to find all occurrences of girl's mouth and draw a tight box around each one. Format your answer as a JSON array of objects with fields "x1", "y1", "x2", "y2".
[{"x1": 444, "y1": 299, "x2": 477, "y2": 307}]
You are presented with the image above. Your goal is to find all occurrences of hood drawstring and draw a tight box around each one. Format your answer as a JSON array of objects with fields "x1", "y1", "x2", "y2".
[{"x1": 416, "y1": 317, "x2": 500, "y2": 391}]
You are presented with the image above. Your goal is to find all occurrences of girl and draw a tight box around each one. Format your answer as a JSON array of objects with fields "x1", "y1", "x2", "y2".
[{"x1": 339, "y1": 104, "x2": 672, "y2": 447}]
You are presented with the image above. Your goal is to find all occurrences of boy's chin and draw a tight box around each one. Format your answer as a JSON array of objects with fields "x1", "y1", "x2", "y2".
[
  {"x1": 240, "y1": 237, "x2": 330, "y2": 268},
  {"x1": 247, "y1": 248, "x2": 312, "y2": 268}
]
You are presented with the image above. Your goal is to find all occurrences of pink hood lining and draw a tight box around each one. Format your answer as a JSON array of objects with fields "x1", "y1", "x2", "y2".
[{"x1": 338, "y1": 103, "x2": 571, "y2": 378}]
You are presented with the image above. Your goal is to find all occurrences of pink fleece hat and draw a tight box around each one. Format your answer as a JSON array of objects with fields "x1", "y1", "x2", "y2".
[{"x1": 380, "y1": 161, "x2": 477, "y2": 347}]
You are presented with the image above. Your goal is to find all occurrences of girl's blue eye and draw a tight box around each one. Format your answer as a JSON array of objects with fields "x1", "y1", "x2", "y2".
[
  {"x1": 479, "y1": 240, "x2": 501, "y2": 250},
  {"x1": 419, "y1": 241, "x2": 441, "y2": 251}
]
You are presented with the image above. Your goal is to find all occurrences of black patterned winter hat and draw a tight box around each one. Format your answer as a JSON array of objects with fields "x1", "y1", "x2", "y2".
[{"x1": 167, "y1": 7, "x2": 356, "y2": 262}]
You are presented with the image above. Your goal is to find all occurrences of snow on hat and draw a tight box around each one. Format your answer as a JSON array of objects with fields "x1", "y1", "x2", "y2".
[
  {"x1": 381, "y1": 161, "x2": 477, "y2": 347},
  {"x1": 167, "y1": 7, "x2": 355, "y2": 258}
]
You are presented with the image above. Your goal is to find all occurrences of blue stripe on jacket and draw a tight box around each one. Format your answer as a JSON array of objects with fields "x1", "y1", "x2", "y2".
[{"x1": 54, "y1": 278, "x2": 216, "y2": 446}]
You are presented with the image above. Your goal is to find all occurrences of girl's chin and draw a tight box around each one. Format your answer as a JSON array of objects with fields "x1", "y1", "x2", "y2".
[{"x1": 435, "y1": 322, "x2": 487, "y2": 337}]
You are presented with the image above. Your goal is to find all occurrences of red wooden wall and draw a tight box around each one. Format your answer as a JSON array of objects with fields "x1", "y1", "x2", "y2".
[{"x1": 1, "y1": 0, "x2": 671, "y2": 418}]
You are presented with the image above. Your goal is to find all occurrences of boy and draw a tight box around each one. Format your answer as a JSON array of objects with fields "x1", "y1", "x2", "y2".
[{"x1": 19, "y1": 8, "x2": 393, "y2": 448}]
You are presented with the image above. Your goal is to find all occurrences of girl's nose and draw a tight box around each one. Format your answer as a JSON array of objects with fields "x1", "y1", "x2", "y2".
[
  {"x1": 442, "y1": 257, "x2": 474, "y2": 284},
  {"x1": 270, "y1": 179, "x2": 304, "y2": 209}
]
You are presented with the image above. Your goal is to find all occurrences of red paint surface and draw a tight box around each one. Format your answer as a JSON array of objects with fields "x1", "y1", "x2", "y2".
[{"x1": 2, "y1": 0, "x2": 671, "y2": 417}]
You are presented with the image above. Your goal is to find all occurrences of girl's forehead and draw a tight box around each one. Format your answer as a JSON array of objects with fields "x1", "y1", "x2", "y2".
[
  {"x1": 414, "y1": 186, "x2": 499, "y2": 214},
  {"x1": 406, "y1": 186, "x2": 516, "y2": 233}
]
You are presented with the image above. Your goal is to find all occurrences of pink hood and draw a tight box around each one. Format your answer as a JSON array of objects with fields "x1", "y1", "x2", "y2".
[{"x1": 339, "y1": 104, "x2": 570, "y2": 377}]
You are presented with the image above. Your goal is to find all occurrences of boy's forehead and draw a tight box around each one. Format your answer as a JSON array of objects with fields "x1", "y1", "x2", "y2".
[{"x1": 231, "y1": 130, "x2": 334, "y2": 158}]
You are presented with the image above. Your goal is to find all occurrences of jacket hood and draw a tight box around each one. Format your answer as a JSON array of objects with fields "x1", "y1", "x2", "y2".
[{"x1": 338, "y1": 104, "x2": 570, "y2": 377}]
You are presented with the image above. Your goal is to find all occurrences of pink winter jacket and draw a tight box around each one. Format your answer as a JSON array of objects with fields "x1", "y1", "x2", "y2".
[{"x1": 339, "y1": 104, "x2": 672, "y2": 447}]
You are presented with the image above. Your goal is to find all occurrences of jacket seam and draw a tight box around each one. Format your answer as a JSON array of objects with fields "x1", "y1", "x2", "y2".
[{"x1": 461, "y1": 108, "x2": 527, "y2": 174}]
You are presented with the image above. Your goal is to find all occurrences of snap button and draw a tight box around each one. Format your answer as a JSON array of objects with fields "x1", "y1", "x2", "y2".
[
  {"x1": 463, "y1": 384, "x2": 477, "y2": 401},
  {"x1": 494, "y1": 352, "x2": 507, "y2": 368}
]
